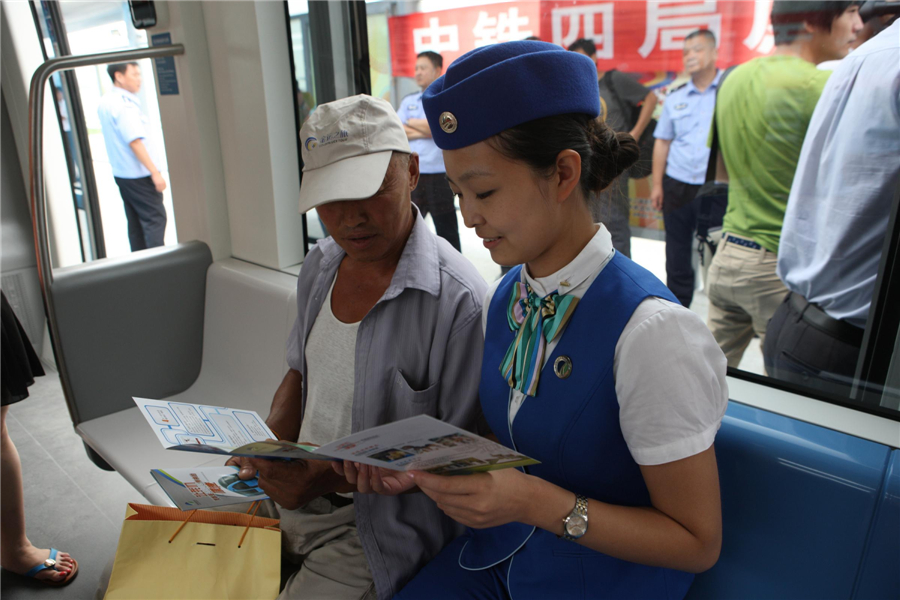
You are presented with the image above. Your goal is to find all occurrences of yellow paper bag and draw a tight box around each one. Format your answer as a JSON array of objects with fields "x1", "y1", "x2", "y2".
[{"x1": 105, "y1": 503, "x2": 281, "y2": 600}]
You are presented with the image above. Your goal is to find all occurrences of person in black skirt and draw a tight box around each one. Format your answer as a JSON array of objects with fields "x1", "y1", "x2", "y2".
[{"x1": 1, "y1": 291, "x2": 78, "y2": 586}]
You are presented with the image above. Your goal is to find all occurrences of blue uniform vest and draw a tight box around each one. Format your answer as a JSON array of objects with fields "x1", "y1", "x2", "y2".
[{"x1": 461, "y1": 252, "x2": 694, "y2": 599}]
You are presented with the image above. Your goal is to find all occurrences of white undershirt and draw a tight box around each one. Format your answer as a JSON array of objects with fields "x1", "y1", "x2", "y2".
[
  {"x1": 483, "y1": 225, "x2": 728, "y2": 466},
  {"x1": 301, "y1": 276, "x2": 359, "y2": 449}
]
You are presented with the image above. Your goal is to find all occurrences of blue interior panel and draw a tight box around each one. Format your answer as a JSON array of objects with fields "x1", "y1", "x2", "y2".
[
  {"x1": 687, "y1": 401, "x2": 891, "y2": 599},
  {"x1": 853, "y1": 449, "x2": 900, "y2": 598}
]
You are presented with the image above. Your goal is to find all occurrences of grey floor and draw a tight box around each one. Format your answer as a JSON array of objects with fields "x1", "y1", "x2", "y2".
[{"x1": 1, "y1": 364, "x2": 146, "y2": 600}]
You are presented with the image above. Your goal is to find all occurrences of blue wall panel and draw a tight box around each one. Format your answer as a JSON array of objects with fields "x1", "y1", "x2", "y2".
[
  {"x1": 687, "y1": 402, "x2": 890, "y2": 599},
  {"x1": 853, "y1": 449, "x2": 900, "y2": 598}
]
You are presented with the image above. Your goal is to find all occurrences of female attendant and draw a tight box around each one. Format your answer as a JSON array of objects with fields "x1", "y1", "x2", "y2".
[{"x1": 338, "y1": 41, "x2": 728, "y2": 600}]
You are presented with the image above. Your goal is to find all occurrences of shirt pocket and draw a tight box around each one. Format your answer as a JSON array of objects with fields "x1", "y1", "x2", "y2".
[
  {"x1": 671, "y1": 110, "x2": 695, "y2": 137},
  {"x1": 390, "y1": 368, "x2": 440, "y2": 417}
]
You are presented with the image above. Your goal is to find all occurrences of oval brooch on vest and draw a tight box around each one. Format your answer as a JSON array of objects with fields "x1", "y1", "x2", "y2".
[{"x1": 554, "y1": 356, "x2": 573, "y2": 379}]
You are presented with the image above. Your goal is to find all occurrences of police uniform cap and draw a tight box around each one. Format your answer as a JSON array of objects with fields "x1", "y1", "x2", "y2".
[{"x1": 422, "y1": 41, "x2": 601, "y2": 150}]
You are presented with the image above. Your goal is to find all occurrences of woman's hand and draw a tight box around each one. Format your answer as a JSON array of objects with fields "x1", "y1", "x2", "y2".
[
  {"x1": 411, "y1": 468, "x2": 535, "y2": 529},
  {"x1": 332, "y1": 461, "x2": 417, "y2": 496}
]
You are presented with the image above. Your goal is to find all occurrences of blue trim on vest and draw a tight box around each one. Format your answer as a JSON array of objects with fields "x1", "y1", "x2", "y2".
[{"x1": 460, "y1": 253, "x2": 693, "y2": 599}]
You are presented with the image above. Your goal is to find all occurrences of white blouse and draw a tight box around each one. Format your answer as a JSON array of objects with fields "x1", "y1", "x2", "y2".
[{"x1": 483, "y1": 225, "x2": 728, "y2": 466}]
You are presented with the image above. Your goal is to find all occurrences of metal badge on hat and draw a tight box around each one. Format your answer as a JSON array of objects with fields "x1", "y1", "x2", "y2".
[{"x1": 439, "y1": 112, "x2": 458, "y2": 133}]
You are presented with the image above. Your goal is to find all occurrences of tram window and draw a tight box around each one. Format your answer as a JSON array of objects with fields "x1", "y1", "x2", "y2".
[
  {"x1": 31, "y1": 0, "x2": 178, "y2": 262},
  {"x1": 285, "y1": 0, "x2": 899, "y2": 418}
]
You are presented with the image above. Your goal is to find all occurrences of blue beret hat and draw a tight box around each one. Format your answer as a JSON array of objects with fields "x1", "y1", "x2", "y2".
[{"x1": 422, "y1": 41, "x2": 600, "y2": 150}]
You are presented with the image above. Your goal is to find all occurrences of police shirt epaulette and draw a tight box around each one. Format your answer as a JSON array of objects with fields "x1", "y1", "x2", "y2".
[{"x1": 670, "y1": 82, "x2": 688, "y2": 93}]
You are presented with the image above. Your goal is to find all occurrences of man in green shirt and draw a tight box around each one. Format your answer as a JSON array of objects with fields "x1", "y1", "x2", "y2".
[{"x1": 706, "y1": 0, "x2": 863, "y2": 368}]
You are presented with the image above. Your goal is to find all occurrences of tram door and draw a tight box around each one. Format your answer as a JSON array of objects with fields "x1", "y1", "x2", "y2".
[{"x1": 30, "y1": 0, "x2": 177, "y2": 265}]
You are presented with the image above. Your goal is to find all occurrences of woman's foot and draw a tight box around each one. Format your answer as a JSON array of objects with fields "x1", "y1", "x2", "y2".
[{"x1": 3, "y1": 545, "x2": 76, "y2": 584}]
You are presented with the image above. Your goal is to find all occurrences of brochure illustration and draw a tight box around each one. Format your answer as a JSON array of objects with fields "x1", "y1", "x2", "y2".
[
  {"x1": 134, "y1": 397, "x2": 324, "y2": 460},
  {"x1": 151, "y1": 466, "x2": 269, "y2": 510},
  {"x1": 135, "y1": 398, "x2": 538, "y2": 475}
]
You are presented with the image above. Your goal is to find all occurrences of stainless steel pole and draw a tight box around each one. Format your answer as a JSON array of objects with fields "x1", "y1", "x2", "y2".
[{"x1": 28, "y1": 44, "x2": 185, "y2": 422}]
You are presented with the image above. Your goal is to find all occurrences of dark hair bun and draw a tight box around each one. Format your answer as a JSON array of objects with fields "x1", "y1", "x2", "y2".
[
  {"x1": 585, "y1": 119, "x2": 640, "y2": 193},
  {"x1": 612, "y1": 131, "x2": 640, "y2": 178}
]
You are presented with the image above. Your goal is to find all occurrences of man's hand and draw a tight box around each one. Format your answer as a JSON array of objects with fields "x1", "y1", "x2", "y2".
[
  {"x1": 128, "y1": 138, "x2": 166, "y2": 192},
  {"x1": 247, "y1": 457, "x2": 352, "y2": 510},
  {"x1": 224, "y1": 456, "x2": 257, "y2": 480},
  {"x1": 650, "y1": 185, "x2": 664, "y2": 212},
  {"x1": 333, "y1": 461, "x2": 417, "y2": 496},
  {"x1": 151, "y1": 172, "x2": 167, "y2": 193}
]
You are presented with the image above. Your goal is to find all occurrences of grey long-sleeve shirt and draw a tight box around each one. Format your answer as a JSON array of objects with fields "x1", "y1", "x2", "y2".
[{"x1": 286, "y1": 208, "x2": 488, "y2": 599}]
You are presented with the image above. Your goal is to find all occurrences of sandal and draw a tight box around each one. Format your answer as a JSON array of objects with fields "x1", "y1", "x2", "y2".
[{"x1": 22, "y1": 548, "x2": 78, "y2": 587}]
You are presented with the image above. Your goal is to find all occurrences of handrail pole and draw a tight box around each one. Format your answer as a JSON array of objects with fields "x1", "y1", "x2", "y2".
[{"x1": 27, "y1": 44, "x2": 185, "y2": 423}]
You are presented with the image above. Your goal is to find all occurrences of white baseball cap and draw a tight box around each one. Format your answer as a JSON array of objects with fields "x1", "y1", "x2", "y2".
[{"x1": 298, "y1": 94, "x2": 411, "y2": 213}]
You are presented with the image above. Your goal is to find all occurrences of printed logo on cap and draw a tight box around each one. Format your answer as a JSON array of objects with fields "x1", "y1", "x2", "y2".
[
  {"x1": 305, "y1": 137, "x2": 318, "y2": 151},
  {"x1": 319, "y1": 129, "x2": 350, "y2": 147}
]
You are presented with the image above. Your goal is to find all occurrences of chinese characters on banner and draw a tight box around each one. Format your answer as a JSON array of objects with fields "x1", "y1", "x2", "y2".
[
  {"x1": 390, "y1": 3, "x2": 542, "y2": 76},
  {"x1": 389, "y1": 0, "x2": 774, "y2": 77}
]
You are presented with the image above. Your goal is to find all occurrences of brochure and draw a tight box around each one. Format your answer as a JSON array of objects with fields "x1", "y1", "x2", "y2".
[
  {"x1": 135, "y1": 397, "x2": 324, "y2": 460},
  {"x1": 151, "y1": 466, "x2": 269, "y2": 510},
  {"x1": 135, "y1": 398, "x2": 538, "y2": 475}
]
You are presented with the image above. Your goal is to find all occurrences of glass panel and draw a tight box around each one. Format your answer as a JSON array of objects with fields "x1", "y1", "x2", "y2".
[
  {"x1": 31, "y1": 1, "x2": 98, "y2": 262},
  {"x1": 290, "y1": 0, "x2": 899, "y2": 416},
  {"x1": 287, "y1": 1, "x2": 328, "y2": 244},
  {"x1": 56, "y1": 0, "x2": 178, "y2": 258}
]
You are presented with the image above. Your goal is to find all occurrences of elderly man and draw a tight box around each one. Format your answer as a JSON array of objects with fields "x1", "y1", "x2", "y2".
[{"x1": 226, "y1": 94, "x2": 488, "y2": 600}]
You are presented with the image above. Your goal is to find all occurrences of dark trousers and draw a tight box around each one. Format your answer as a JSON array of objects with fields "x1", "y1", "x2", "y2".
[
  {"x1": 114, "y1": 176, "x2": 167, "y2": 251},
  {"x1": 763, "y1": 292, "x2": 863, "y2": 398},
  {"x1": 662, "y1": 175, "x2": 702, "y2": 307},
  {"x1": 412, "y1": 173, "x2": 461, "y2": 252}
]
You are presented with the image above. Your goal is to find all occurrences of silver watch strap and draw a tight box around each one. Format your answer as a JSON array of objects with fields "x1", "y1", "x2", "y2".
[{"x1": 562, "y1": 494, "x2": 589, "y2": 541}]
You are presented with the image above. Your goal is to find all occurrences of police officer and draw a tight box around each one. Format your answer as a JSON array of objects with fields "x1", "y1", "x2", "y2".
[
  {"x1": 98, "y1": 62, "x2": 168, "y2": 252},
  {"x1": 396, "y1": 51, "x2": 462, "y2": 252},
  {"x1": 650, "y1": 30, "x2": 721, "y2": 308}
]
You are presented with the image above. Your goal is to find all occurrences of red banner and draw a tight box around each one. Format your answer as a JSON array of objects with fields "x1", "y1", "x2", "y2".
[{"x1": 389, "y1": 0, "x2": 774, "y2": 77}]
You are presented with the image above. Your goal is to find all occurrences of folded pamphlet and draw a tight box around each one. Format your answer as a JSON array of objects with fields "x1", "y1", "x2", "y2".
[
  {"x1": 135, "y1": 398, "x2": 538, "y2": 475},
  {"x1": 151, "y1": 466, "x2": 269, "y2": 510}
]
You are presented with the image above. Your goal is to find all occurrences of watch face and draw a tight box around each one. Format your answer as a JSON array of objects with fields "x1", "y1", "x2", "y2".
[{"x1": 566, "y1": 514, "x2": 587, "y2": 537}]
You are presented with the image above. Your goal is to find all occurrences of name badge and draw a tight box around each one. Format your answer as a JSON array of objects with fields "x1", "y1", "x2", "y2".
[
  {"x1": 408, "y1": 104, "x2": 418, "y2": 111},
  {"x1": 675, "y1": 103, "x2": 688, "y2": 111}
]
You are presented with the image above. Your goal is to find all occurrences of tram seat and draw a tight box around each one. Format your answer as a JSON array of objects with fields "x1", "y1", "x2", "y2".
[
  {"x1": 686, "y1": 401, "x2": 898, "y2": 599},
  {"x1": 74, "y1": 245, "x2": 298, "y2": 506},
  {"x1": 63, "y1": 245, "x2": 898, "y2": 597}
]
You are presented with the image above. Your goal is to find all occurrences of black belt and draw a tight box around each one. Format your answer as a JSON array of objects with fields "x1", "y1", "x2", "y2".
[
  {"x1": 788, "y1": 292, "x2": 864, "y2": 347},
  {"x1": 323, "y1": 492, "x2": 354, "y2": 508},
  {"x1": 725, "y1": 234, "x2": 762, "y2": 250}
]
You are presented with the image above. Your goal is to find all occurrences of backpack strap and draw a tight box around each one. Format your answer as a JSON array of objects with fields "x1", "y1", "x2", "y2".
[{"x1": 705, "y1": 66, "x2": 736, "y2": 183}]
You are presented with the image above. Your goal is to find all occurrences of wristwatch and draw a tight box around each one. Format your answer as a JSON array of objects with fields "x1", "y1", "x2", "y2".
[{"x1": 562, "y1": 494, "x2": 589, "y2": 541}]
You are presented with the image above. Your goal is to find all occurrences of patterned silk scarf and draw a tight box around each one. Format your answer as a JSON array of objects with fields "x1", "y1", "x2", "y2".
[{"x1": 500, "y1": 281, "x2": 579, "y2": 397}]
